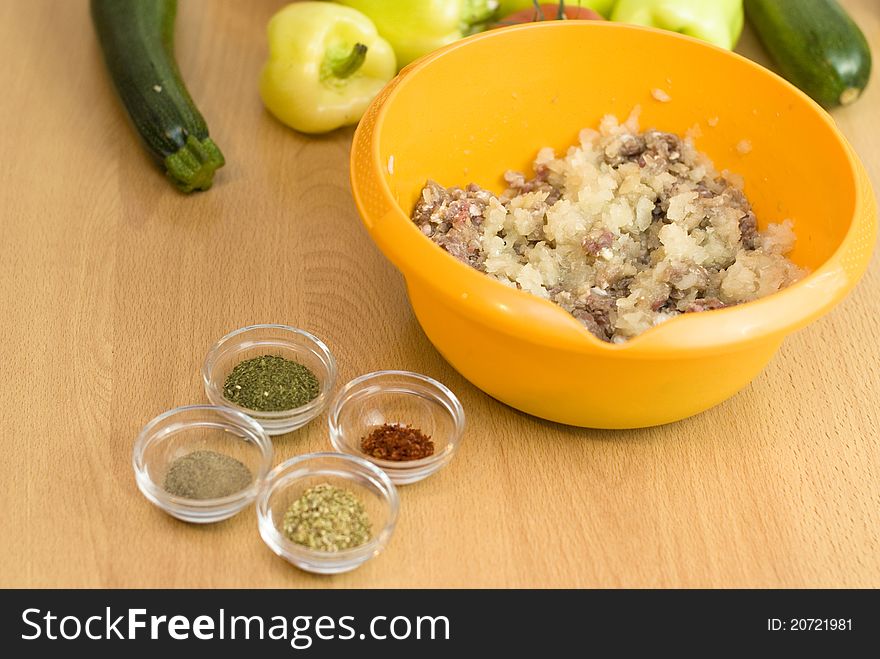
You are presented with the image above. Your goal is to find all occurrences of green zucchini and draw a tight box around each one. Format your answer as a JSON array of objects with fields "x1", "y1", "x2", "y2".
[
  {"x1": 91, "y1": 0, "x2": 224, "y2": 192},
  {"x1": 745, "y1": 0, "x2": 871, "y2": 108}
]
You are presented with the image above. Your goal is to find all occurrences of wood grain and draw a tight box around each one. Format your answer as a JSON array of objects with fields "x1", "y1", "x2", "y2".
[{"x1": 0, "y1": 0, "x2": 877, "y2": 588}]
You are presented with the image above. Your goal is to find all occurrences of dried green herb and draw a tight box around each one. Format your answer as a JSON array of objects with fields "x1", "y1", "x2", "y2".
[
  {"x1": 282, "y1": 483, "x2": 372, "y2": 551},
  {"x1": 223, "y1": 354, "x2": 319, "y2": 412},
  {"x1": 163, "y1": 450, "x2": 252, "y2": 500}
]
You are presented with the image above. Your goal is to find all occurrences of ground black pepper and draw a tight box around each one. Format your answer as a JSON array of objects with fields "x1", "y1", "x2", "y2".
[{"x1": 163, "y1": 450, "x2": 252, "y2": 499}]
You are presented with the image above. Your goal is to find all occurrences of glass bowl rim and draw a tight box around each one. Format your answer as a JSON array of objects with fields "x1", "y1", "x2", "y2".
[
  {"x1": 327, "y1": 370, "x2": 466, "y2": 469},
  {"x1": 202, "y1": 323, "x2": 337, "y2": 420},
  {"x1": 256, "y1": 451, "x2": 400, "y2": 562},
  {"x1": 132, "y1": 403, "x2": 275, "y2": 509}
]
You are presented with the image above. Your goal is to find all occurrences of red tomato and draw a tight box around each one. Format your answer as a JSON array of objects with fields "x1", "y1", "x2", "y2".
[{"x1": 493, "y1": 4, "x2": 604, "y2": 26}]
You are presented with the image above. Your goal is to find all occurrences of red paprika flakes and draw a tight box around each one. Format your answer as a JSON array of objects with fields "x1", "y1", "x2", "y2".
[{"x1": 360, "y1": 423, "x2": 435, "y2": 461}]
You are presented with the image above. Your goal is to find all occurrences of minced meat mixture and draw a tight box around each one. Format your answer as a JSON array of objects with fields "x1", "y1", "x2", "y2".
[{"x1": 411, "y1": 110, "x2": 805, "y2": 342}]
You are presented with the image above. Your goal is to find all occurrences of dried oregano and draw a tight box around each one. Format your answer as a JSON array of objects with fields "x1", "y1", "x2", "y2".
[{"x1": 282, "y1": 483, "x2": 372, "y2": 551}]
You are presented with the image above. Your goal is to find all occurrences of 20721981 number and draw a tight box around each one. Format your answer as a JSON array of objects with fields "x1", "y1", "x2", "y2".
[{"x1": 790, "y1": 619, "x2": 852, "y2": 631}]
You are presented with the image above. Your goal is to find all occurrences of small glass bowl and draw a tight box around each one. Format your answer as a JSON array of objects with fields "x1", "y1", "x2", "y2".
[
  {"x1": 202, "y1": 324, "x2": 337, "y2": 436},
  {"x1": 257, "y1": 452, "x2": 399, "y2": 574},
  {"x1": 133, "y1": 405, "x2": 274, "y2": 524},
  {"x1": 328, "y1": 371, "x2": 465, "y2": 485}
]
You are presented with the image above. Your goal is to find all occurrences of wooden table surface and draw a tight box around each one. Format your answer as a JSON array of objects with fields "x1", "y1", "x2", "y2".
[{"x1": 1, "y1": 0, "x2": 878, "y2": 589}]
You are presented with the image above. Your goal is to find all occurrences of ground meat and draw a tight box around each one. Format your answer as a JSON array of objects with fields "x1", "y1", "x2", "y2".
[
  {"x1": 694, "y1": 181, "x2": 715, "y2": 199},
  {"x1": 411, "y1": 110, "x2": 805, "y2": 342},
  {"x1": 644, "y1": 130, "x2": 682, "y2": 163},
  {"x1": 685, "y1": 297, "x2": 726, "y2": 313},
  {"x1": 501, "y1": 165, "x2": 563, "y2": 205},
  {"x1": 739, "y1": 210, "x2": 759, "y2": 249},
  {"x1": 610, "y1": 277, "x2": 634, "y2": 297},
  {"x1": 582, "y1": 230, "x2": 614, "y2": 256},
  {"x1": 604, "y1": 133, "x2": 646, "y2": 166},
  {"x1": 667, "y1": 263, "x2": 710, "y2": 291},
  {"x1": 411, "y1": 181, "x2": 492, "y2": 268},
  {"x1": 554, "y1": 290, "x2": 618, "y2": 342},
  {"x1": 607, "y1": 130, "x2": 681, "y2": 169}
]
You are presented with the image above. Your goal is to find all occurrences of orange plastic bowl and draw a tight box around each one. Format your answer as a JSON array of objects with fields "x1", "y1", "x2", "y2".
[{"x1": 350, "y1": 22, "x2": 876, "y2": 428}]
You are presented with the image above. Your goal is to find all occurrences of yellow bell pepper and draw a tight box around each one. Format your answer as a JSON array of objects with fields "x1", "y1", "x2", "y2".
[
  {"x1": 611, "y1": 0, "x2": 743, "y2": 50},
  {"x1": 334, "y1": 0, "x2": 501, "y2": 68},
  {"x1": 260, "y1": 2, "x2": 397, "y2": 134},
  {"x1": 497, "y1": 0, "x2": 617, "y2": 18}
]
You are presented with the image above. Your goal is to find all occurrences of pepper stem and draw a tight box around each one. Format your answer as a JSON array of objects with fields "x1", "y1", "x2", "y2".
[{"x1": 325, "y1": 43, "x2": 368, "y2": 80}]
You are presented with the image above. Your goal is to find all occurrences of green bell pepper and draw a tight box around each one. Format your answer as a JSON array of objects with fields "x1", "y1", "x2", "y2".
[
  {"x1": 259, "y1": 2, "x2": 396, "y2": 134},
  {"x1": 611, "y1": 0, "x2": 743, "y2": 50},
  {"x1": 334, "y1": 0, "x2": 501, "y2": 67},
  {"x1": 497, "y1": 0, "x2": 617, "y2": 19}
]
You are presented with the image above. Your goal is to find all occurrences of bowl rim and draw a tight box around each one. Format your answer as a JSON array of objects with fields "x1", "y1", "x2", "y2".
[
  {"x1": 202, "y1": 323, "x2": 337, "y2": 421},
  {"x1": 327, "y1": 370, "x2": 466, "y2": 472},
  {"x1": 132, "y1": 404, "x2": 275, "y2": 515},
  {"x1": 352, "y1": 21, "x2": 876, "y2": 357},
  {"x1": 256, "y1": 451, "x2": 400, "y2": 567}
]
